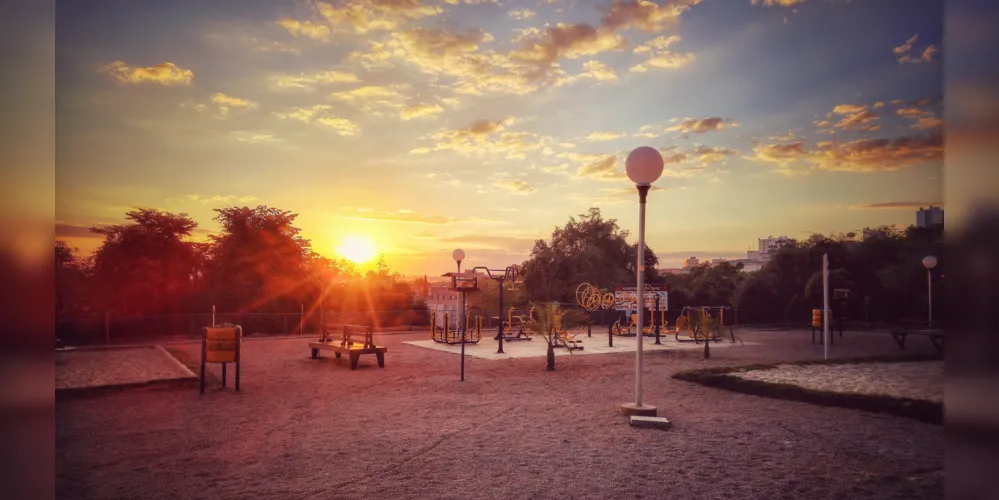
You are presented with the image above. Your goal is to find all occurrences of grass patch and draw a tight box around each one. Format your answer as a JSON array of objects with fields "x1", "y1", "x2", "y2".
[{"x1": 672, "y1": 354, "x2": 943, "y2": 425}]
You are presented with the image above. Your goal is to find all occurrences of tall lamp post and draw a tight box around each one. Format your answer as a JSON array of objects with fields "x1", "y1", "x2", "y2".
[
  {"x1": 471, "y1": 265, "x2": 521, "y2": 354},
  {"x1": 922, "y1": 255, "x2": 937, "y2": 328},
  {"x1": 619, "y1": 146, "x2": 664, "y2": 417},
  {"x1": 453, "y1": 249, "x2": 467, "y2": 381}
]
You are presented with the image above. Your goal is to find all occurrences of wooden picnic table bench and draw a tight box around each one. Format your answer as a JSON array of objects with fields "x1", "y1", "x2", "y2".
[
  {"x1": 888, "y1": 325, "x2": 945, "y2": 354},
  {"x1": 309, "y1": 324, "x2": 387, "y2": 370}
]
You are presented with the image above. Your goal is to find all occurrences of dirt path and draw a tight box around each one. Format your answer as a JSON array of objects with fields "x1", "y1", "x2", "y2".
[{"x1": 56, "y1": 329, "x2": 943, "y2": 499}]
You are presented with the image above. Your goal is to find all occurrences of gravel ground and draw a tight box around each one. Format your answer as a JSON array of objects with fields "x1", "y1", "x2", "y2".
[
  {"x1": 729, "y1": 361, "x2": 943, "y2": 403},
  {"x1": 56, "y1": 328, "x2": 943, "y2": 500},
  {"x1": 56, "y1": 346, "x2": 195, "y2": 390}
]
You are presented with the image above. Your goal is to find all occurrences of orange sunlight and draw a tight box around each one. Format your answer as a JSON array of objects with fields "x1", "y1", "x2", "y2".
[{"x1": 336, "y1": 234, "x2": 378, "y2": 264}]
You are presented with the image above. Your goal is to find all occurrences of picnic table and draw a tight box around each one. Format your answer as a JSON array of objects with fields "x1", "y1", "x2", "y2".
[
  {"x1": 888, "y1": 326, "x2": 945, "y2": 354},
  {"x1": 309, "y1": 324, "x2": 387, "y2": 370}
]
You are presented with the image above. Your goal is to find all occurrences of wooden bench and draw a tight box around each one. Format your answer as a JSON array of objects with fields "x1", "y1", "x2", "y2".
[
  {"x1": 309, "y1": 324, "x2": 387, "y2": 370},
  {"x1": 888, "y1": 326, "x2": 945, "y2": 354}
]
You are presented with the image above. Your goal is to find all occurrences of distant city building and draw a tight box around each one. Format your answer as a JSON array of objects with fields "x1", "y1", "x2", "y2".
[
  {"x1": 683, "y1": 256, "x2": 700, "y2": 268},
  {"x1": 916, "y1": 205, "x2": 944, "y2": 228},
  {"x1": 730, "y1": 258, "x2": 764, "y2": 273},
  {"x1": 758, "y1": 236, "x2": 792, "y2": 257}
]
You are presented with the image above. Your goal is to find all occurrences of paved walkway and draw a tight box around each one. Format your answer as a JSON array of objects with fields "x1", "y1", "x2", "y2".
[
  {"x1": 405, "y1": 331, "x2": 759, "y2": 360},
  {"x1": 56, "y1": 345, "x2": 196, "y2": 391}
]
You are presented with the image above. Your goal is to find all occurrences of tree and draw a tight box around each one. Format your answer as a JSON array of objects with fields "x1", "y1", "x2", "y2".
[
  {"x1": 88, "y1": 208, "x2": 203, "y2": 315},
  {"x1": 521, "y1": 208, "x2": 658, "y2": 302},
  {"x1": 207, "y1": 206, "x2": 313, "y2": 312},
  {"x1": 524, "y1": 302, "x2": 587, "y2": 371}
]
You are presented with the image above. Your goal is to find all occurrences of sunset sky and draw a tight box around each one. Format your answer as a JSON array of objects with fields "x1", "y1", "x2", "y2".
[{"x1": 55, "y1": 0, "x2": 944, "y2": 275}]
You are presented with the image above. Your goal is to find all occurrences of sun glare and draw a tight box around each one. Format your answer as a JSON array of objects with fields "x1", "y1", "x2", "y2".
[{"x1": 336, "y1": 235, "x2": 378, "y2": 264}]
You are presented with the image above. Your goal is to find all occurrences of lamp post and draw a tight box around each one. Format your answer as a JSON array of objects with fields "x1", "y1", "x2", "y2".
[
  {"x1": 922, "y1": 255, "x2": 937, "y2": 328},
  {"x1": 453, "y1": 249, "x2": 467, "y2": 381},
  {"x1": 471, "y1": 265, "x2": 521, "y2": 354},
  {"x1": 619, "y1": 146, "x2": 664, "y2": 417}
]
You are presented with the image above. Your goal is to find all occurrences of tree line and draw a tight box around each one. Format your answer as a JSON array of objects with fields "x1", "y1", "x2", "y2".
[{"x1": 57, "y1": 205, "x2": 943, "y2": 339}]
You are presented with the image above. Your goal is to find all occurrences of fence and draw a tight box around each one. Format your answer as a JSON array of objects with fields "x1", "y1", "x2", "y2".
[{"x1": 56, "y1": 308, "x2": 432, "y2": 346}]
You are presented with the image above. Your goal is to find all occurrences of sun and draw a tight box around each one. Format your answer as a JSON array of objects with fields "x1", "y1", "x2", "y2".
[{"x1": 336, "y1": 234, "x2": 378, "y2": 264}]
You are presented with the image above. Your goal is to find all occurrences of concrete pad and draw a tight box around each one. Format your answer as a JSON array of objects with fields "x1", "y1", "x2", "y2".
[
  {"x1": 404, "y1": 333, "x2": 757, "y2": 360},
  {"x1": 630, "y1": 416, "x2": 672, "y2": 429},
  {"x1": 56, "y1": 345, "x2": 197, "y2": 392},
  {"x1": 619, "y1": 403, "x2": 658, "y2": 417}
]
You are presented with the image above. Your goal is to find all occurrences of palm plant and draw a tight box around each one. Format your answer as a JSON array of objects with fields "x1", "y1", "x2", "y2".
[{"x1": 524, "y1": 302, "x2": 588, "y2": 371}]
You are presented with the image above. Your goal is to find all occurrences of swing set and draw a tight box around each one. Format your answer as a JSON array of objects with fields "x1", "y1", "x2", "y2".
[
  {"x1": 671, "y1": 306, "x2": 736, "y2": 343},
  {"x1": 430, "y1": 311, "x2": 483, "y2": 345}
]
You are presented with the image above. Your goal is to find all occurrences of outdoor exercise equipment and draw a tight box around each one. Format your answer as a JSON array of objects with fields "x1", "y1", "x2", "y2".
[
  {"x1": 498, "y1": 306, "x2": 534, "y2": 342},
  {"x1": 430, "y1": 312, "x2": 483, "y2": 344},
  {"x1": 673, "y1": 306, "x2": 735, "y2": 344},
  {"x1": 553, "y1": 312, "x2": 584, "y2": 351},
  {"x1": 201, "y1": 324, "x2": 242, "y2": 394},
  {"x1": 471, "y1": 264, "x2": 522, "y2": 353}
]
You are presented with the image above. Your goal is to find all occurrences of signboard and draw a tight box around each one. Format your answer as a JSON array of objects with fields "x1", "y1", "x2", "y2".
[{"x1": 612, "y1": 284, "x2": 669, "y2": 311}]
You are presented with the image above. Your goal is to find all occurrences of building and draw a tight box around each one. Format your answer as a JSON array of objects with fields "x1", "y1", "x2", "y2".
[
  {"x1": 758, "y1": 236, "x2": 792, "y2": 257},
  {"x1": 730, "y1": 258, "x2": 764, "y2": 272},
  {"x1": 683, "y1": 256, "x2": 700, "y2": 268},
  {"x1": 916, "y1": 205, "x2": 944, "y2": 228}
]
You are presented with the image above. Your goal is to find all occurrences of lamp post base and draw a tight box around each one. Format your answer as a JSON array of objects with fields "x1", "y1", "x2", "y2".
[{"x1": 618, "y1": 403, "x2": 658, "y2": 417}]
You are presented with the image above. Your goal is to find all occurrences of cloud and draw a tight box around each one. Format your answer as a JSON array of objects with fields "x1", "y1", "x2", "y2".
[
  {"x1": 829, "y1": 104, "x2": 880, "y2": 132},
  {"x1": 274, "y1": 104, "x2": 359, "y2": 136},
  {"x1": 509, "y1": 23, "x2": 626, "y2": 80},
  {"x1": 554, "y1": 60, "x2": 619, "y2": 86},
  {"x1": 229, "y1": 132, "x2": 280, "y2": 144},
  {"x1": 417, "y1": 117, "x2": 549, "y2": 159},
  {"x1": 666, "y1": 117, "x2": 739, "y2": 135},
  {"x1": 750, "y1": 0, "x2": 806, "y2": 6},
  {"x1": 329, "y1": 85, "x2": 408, "y2": 114},
  {"x1": 750, "y1": 132, "x2": 943, "y2": 173},
  {"x1": 494, "y1": 179, "x2": 537, "y2": 194},
  {"x1": 277, "y1": 18, "x2": 331, "y2": 40},
  {"x1": 586, "y1": 131, "x2": 627, "y2": 141},
  {"x1": 273, "y1": 71, "x2": 360, "y2": 89},
  {"x1": 211, "y1": 93, "x2": 256, "y2": 115},
  {"x1": 850, "y1": 201, "x2": 943, "y2": 210},
  {"x1": 893, "y1": 34, "x2": 919, "y2": 55},
  {"x1": 893, "y1": 34, "x2": 937, "y2": 64},
  {"x1": 629, "y1": 34, "x2": 694, "y2": 72},
  {"x1": 659, "y1": 146, "x2": 688, "y2": 164},
  {"x1": 99, "y1": 61, "x2": 194, "y2": 85},
  {"x1": 508, "y1": 9, "x2": 536, "y2": 20},
  {"x1": 894, "y1": 95, "x2": 944, "y2": 130},
  {"x1": 400, "y1": 103, "x2": 445, "y2": 120},
  {"x1": 601, "y1": 0, "x2": 702, "y2": 32},
  {"x1": 690, "y1": 145, "x2": 737, "y2": 164},
  {"x1": 340, "y1": 209, "x2": 486, "y2": 225},
  {"x1": 313, "y1": 0, "x2": 442, "y2": 34},
  {"x1": 576, "y1": 155, "x2": 626, "y2": 180}
]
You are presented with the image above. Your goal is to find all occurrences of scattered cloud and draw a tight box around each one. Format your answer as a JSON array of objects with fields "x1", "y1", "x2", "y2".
[
  {"x1": 273, "y1": 71, "x2": 360, "y2": 89},
  {"x1": 494, "y1": 179, "x2": 537, "y2": 194},
  {"x1": 312, "y1": 0, "x2": 442, "y2": 34},
  {"x1": 690, "y1": 145, "x2": 737, "y2": 165},
  {"x1": 554, "y1": 60, "x2": 618, "y2": 86},
  {"x1": 508, "y1": 9, "x2": 536, "y2": 20},
  {"x1": 827, "y1": 103, "x2": 881, "y2": 132},
  {"x1": 339, "y1": 209, "x2": 485, "y2": 225},
  {"x1": 666, "y1": 117, "x2": 739, "y2": 135},
  {"x1": 629, "y1": 35, "x2": 694, "y2": 73},
  {"x1": 893, "y1": 34, "x2": 938, "y2": 64},
  {"x1": 277, "y1": 18, "x2": 331, "y2": 40},
  {"x1": 586, "y1": 131, "x2": 627, "y2": 141},
  {"x1": 274, "y1": 104, "x2": 359, "y2": 136},
  {"x1": 55, "y1": 222, "x2": 102, "y2": 239},
  {"x1": 415, "y1": 117, "x2": 550, "y2": 159},
  {"x1": 894, "y1": 95, "x2": 944, "y2": 130},
  {"x1": 211, "y1": 93, "x2": 257, "y2": 115},
  {"x1": 329, "y1": 85, "x2": 408, "y2": 114},
  {"x1": 400, "y1": 103, "x2": 445, "y2": 120},
  {"x1": 750, "y1": 132, "x2": 943, "y2": 173},
  {"x1": 576, "y1": 155, "x2": 626, "y2": 180},
  {"x1": 99, "y1": 61, "x2": 193, "y2": 86},
  {"x1": 750, "y1": 0, "x2": 805, "y2": 6}
]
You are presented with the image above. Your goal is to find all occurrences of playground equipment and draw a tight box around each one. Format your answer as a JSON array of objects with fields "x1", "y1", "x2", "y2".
[
  {"x1": 673, "y1": 306, "x2": 735, "y2": 344},
  {"x1": 498, "y1": 306, "x2": 534, "y2": 341},
  {"x1": 575, "y1": 283, "x2": 616, "y2": 312},
  {"x1": 553, "y1": 311, "x2": 584, "y2": 351},
  {"x1": 201, "y1": 324, "x2": 242, "y2": 394},
  {"x1": 430, "y1": 312, "x2": 483, "y2": 345}
]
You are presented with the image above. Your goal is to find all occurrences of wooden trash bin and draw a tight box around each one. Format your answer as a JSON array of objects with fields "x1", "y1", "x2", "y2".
[{"x1": 201, "y1": 325, "x2": 242, "y2": 394}]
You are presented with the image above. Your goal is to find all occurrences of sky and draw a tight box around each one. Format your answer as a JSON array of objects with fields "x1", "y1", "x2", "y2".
[{"x1": 54, "y1": 0, "x2": 945, "y2": 275}]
